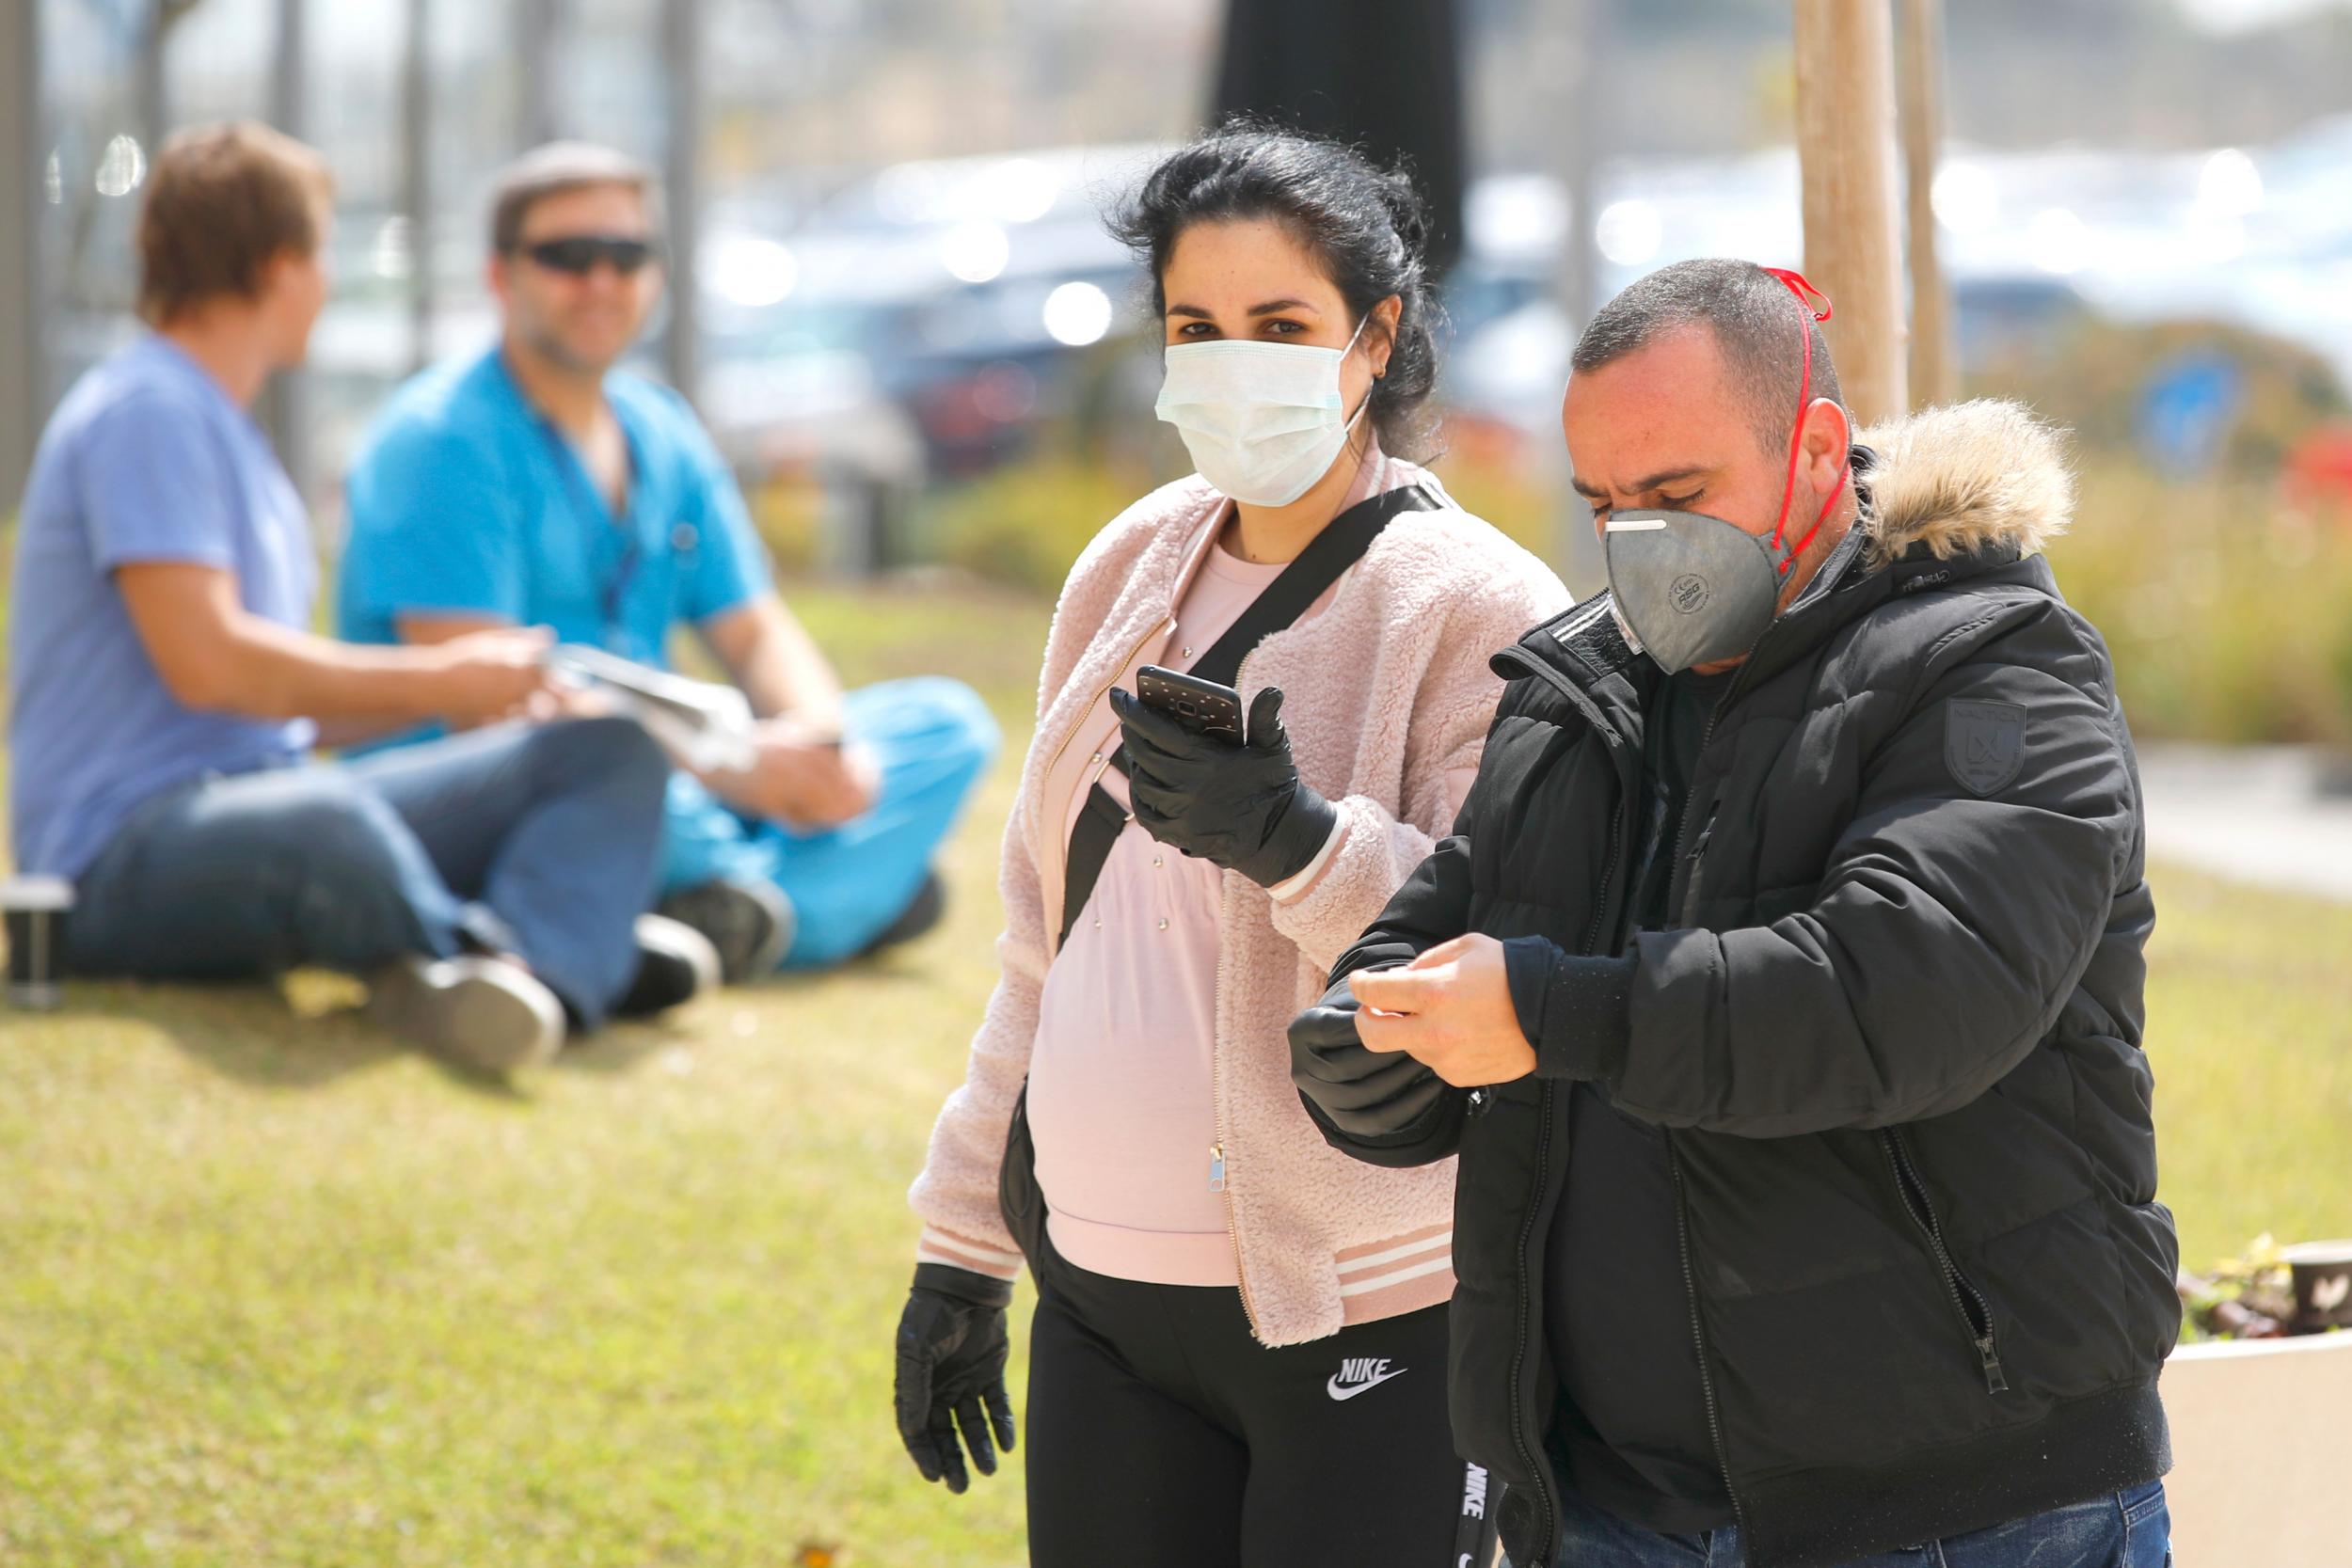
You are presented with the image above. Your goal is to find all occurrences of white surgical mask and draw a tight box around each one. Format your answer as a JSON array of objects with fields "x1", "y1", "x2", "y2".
[{"x1": 1154, "y1": 317, "x2": 1370, "y2": 507}]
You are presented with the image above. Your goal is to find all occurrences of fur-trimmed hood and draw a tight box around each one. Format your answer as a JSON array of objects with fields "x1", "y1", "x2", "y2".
[{"x1": 1855, "y1": 398, "x2": 2074, "y2": 569}]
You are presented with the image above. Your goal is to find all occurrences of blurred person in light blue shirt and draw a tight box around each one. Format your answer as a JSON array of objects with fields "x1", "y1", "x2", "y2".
[
  {"x1": 339, "y1": 143, "x2": 996, "y2": 980},
  {"x1": 5, "y1": 123, "x2": 713, "y2": 1072}
]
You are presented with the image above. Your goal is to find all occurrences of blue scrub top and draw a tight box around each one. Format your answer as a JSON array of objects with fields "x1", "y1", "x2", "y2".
[{"x1": 338, "y1": 345, "x2": 771, "y2": 674}]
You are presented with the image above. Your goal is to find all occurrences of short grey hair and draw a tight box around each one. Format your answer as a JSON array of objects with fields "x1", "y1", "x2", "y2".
[
  {"x1": 1572, "y1": 258, "x2": 1843, "y2": 454},
  {"x1": 489, "y1": 141, "x2": 665, "y2": 253}
]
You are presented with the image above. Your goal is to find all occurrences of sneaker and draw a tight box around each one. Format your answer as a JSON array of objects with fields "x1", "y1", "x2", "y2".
[
  {"x1": 614, "y1": 913, "x2": 723, "y2": 1017},
  {"x1": 860, "y1": 869, "x2": 947, "y2": 958},
  {"x1": 365, "y1": 954, "x2": 564, "y2": 1074},
  {"x1": 657, "y1": 878, "x2": 794, "y2": 985}
]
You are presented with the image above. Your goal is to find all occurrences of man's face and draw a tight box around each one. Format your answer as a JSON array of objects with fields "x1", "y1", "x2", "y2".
[
  {"x1": 491, "y1": 182, "x2": 663, "y2": 375},
  {"x1": 1563, "y1": 323, "x2": 1850, "y2": 619}
]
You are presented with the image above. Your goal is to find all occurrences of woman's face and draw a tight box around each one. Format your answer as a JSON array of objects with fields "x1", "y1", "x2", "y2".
[{"x1": 1158, "y1": 216, "x2": 1396, "y2": 411}]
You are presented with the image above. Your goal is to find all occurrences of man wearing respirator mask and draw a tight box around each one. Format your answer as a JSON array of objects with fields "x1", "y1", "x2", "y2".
[{"x1": 1290, "y1": 259, "x2": 2178, "y2": 1568}]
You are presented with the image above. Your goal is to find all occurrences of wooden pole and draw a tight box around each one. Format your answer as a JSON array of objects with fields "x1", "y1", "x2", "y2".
[
  {"x1": 1899, "y1": 0, "x2": 1957, "y2": 407},
  {"x1": 516, "y1": 0, "x2": 562, "y2": 147},
  {"x1": 661, "y1": 0, "x2": 703, "y2": 407},
  {"x1": 1793, "y1": 0, "x2": 1907, "y2": 425},
  {"x1": 1536, "y1": 0, "x2": 1607, "y2": 592},
  {"x1": 1, "y1": 0, "x2": 40, "y2": 507},
  {"x1": 401, "y1": 0, "x2": 434, "y2": 375},
  {"x1": 261, "y1": 0, "x2": 310, "y2": 493}
]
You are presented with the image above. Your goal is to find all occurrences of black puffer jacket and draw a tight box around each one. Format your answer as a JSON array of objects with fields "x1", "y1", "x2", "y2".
[{"x1": 1294, "y1": 402, "x2": 2180, "y2": 1568}]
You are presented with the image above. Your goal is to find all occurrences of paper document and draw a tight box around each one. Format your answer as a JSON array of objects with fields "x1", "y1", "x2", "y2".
[{"x1": 547, "y1": 644, "x2": 757, "y2": 773}]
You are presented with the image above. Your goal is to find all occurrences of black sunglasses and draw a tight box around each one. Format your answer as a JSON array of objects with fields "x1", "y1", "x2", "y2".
[{"x1": 519, "y1": 234, "x2": 660, "y2": 276}]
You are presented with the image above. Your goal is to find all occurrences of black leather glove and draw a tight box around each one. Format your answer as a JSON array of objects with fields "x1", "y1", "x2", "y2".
[
  {"x1": 893, "y1": 1263, "x2": 1017, "y2": 1494},
  {"x1": 1289, "y1": 971, "x2": 1454, "y2": 1136},
  {"x1": 1109, "y1": 685, "x2": 1340, "y2": 889}
]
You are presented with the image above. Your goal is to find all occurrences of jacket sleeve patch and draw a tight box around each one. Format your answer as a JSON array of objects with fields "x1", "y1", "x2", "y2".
[{"x1": 1944, "y1": 698, "x2": 2027, "y2": 796}]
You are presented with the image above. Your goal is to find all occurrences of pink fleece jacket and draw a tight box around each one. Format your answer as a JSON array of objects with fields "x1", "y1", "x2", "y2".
[{"x1": 908, "y1": 454, "x2": 1570, "y2": 1346}]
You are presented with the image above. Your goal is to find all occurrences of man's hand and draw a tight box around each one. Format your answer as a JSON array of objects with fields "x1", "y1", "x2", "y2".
[
  {"x1": 520, "y1": 680, "x2": 618, "y2": 726},
  {"x1": 423, "y1": 626, "x2": 557, "y2": 727},
  {"x1": 704, "y1": 716, "x2": 879, "y2": 831},
  {"x1": 1348, "y1": 933, "x2": 1537, "y2": 1088}
]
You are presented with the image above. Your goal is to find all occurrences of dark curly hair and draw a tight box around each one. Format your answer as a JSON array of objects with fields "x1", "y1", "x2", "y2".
[{"x1": 1108, "y1": 125, "x2": 1443, "y2": 462}]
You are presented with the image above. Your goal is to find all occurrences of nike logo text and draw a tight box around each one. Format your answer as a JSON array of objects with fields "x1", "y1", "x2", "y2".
[{"x1": 1326, "y1": 1356, "x2": 1406, "y2": 1401}]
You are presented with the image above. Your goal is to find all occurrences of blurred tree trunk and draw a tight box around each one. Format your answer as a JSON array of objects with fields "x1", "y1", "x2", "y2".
[
  {"x1": 3, "y1": 0, "x2": 39, "y2": 506},
  {"x1": 401, "y1": 0, "x2": 433, "y2": 375},
  {"x1": 136, "y1": 0, "x2": 209, "y2": 150},
  {"x1": 516, "y1": 0, "x2": 563, "y2": 147},
  {"x1": 262, "y1": 0, "x2": 309, "y2": 492},
  {"x1": 1213, "y1": 0, "x2": 1467, "y2": 277},
  {"x1": 1794, "y1": 0, "x2": 1908, "y2": 425},
  {"x1": 1899, "y1": 0, "x2": 1957, "y2": 408},
  {"x1": 662, "y1": 0, "x2": 704, "y2": 407}
]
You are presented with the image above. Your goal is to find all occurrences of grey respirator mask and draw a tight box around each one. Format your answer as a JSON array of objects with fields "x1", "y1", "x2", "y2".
[
  {"x1": 1601, "y1": 268, "x2": 1853, "y2": 674},
  {"x1": 1604, "y1": 510, "x2": 1805, "y2": 673}
]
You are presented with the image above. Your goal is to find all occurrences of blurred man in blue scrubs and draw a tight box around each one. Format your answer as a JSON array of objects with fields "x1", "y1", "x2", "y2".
[{"x1": 339, "y1": 144, "x2": 997, "y2": 981}]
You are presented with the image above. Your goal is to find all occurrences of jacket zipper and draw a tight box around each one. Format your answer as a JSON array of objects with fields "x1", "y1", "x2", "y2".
[
  {"x1": 1504, "y1": 778, "x2": 1632, "y2": 1565},
  {"x1": 1882, "y1": 1130, "x2": 2009, "y2": 1393},
  {"x1": 1040, "y1": 613, "x2": 1179, "y2": 957},
  {"x1": 1665, "y1": 1132, "x2": 1750, "y2": 1538},
  {"x1": 1474, "y1": 640, "x2": 1625, "y2": 1125},
  {"x1": 1505, "y1": 1080, "x2": 1560, "y2": 1563},
  {"x1": 1656, "y1": 524, "x2": 1872, "y2": 916},
  {"x1": 1677, "y1": 811, "x2": 1717, "y2": 931},
  {"x1": 1662, "y1": 691, "x2": 1735, "y2": 922},
  {"x1": 1207, "y1": 780, "x2": 1265, "y2": 1340},
  {"x1": 1201, "y1": 520, "x2": 1395, "y2": 1333},
  {"x1": 1491, "y1": 645, "x2": 1626, "y2": 749},
  {"x1": 1580, "y1": 807, "x2": 1626, "y2": 959}
]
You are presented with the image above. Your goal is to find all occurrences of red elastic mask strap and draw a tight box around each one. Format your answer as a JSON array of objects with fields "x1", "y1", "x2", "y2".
[{"x1": 1761, "y1": 267, "x2": 1849, "y2": 574}]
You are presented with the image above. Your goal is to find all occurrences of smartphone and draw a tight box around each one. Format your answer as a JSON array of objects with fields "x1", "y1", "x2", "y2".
[{"x1": 1136, "y1": 665, "x2": 1245, "y2": 744}]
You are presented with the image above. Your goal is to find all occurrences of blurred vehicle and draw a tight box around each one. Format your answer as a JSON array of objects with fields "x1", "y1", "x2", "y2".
[
  {"x1": 1437, "y1": 134, "x2": 2352, "y2": 464},
  {"x1": 698, "y1": 144, "x2": 1168, "y2": 497},
  {"x1": 1950, "y1": 276, "x2": 2094, "y2": 368}
]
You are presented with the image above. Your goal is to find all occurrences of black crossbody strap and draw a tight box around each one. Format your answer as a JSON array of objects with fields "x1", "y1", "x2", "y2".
[
  {"x1": 1055, "y1": 483, "x2": 1443, "y2": 951},
  {"x1": 1186, "y1": 483, "x2": 1439, "y2": 690}
]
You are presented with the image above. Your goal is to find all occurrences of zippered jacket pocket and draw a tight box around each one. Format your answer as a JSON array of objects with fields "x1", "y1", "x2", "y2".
[{"x1": 1882, "y1": 1129, "x2": 2010, "y2": 1394}]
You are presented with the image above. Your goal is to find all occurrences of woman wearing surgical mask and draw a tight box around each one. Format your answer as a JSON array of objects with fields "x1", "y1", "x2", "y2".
[{"x1": 896, "y1": 128, "x2": 1569, "y2": 1567}]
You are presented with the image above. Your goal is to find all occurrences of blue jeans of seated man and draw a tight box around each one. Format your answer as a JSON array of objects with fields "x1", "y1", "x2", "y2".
[
  {"x1": 658, "y1": 676, "x2": 998, "y2": 970},
  {"x1": 66, "y1": 716, "x2": 670, "y2": 1029},
  {"x1": 1537, "y1": 1476, "x2": 2170, "y2": 1568}
]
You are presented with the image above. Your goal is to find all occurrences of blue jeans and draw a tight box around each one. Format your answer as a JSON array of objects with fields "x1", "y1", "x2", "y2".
[
  {"x1": 67, "y1": 716, "x2": 670, "y2": 1029},
  {"x1": 657, "y1": 676, "x2": 997, "y2": 970},
  {"x1": 1543, "y1": 1478, "x2": 2171, "y2": 1567}
]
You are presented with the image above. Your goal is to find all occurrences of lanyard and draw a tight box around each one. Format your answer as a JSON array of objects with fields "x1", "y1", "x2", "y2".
[{"x1": 531, "y1": 409, "x2": 641, "y2": 653}]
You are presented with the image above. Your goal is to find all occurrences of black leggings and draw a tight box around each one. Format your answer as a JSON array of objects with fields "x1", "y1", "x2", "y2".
[{"x1": 1024, "y1": 1238, "x2": 1485, "y2": 1568}]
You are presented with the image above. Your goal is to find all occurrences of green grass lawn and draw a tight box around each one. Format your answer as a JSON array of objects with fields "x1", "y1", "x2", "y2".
[{"x1": 2, "y1": 582, "x2": 2349, "y2": 1567}]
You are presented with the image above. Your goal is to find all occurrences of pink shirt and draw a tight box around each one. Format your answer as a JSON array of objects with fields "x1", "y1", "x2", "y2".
[{"x1": 1026, "y1": 537, "x2": 1331, "y2": 1286}]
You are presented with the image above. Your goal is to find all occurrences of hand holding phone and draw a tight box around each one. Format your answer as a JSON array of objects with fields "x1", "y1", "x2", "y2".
[
  {"x1": 1108, "y1": 680, "x2": 1340, "y2": 890},
  {"x1": 1135, "y1": 665, "x2": 1245, "y2": 745}
]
